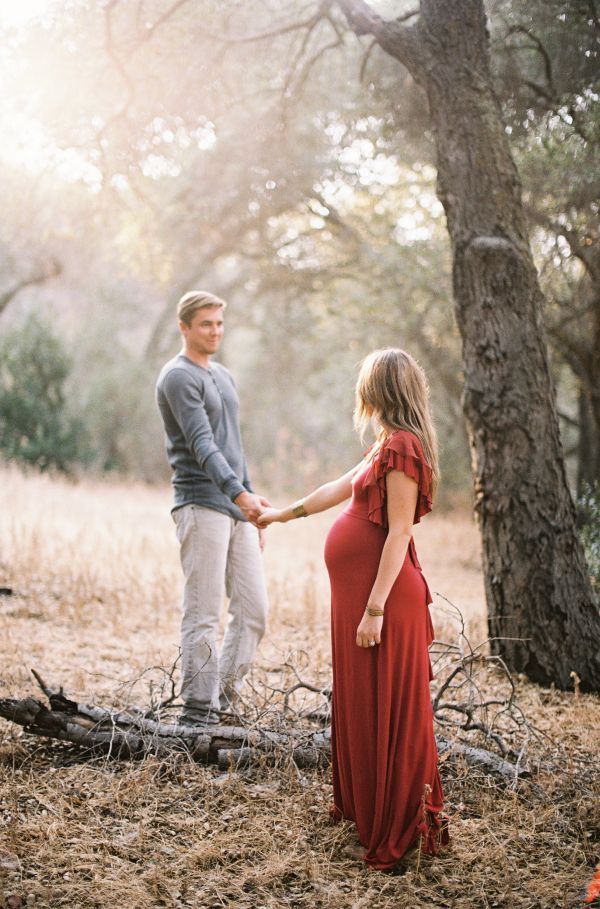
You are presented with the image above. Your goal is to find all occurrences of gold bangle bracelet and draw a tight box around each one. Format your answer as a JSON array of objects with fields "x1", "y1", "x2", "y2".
[
  {"x1": 291, "y1": 500, "x2": 308, "y2": 519},
  {"x1": 366, "y1": 606, "x2": 385, "y2": 617}
]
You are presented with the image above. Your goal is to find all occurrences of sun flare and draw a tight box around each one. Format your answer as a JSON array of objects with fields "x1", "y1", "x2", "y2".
[{"x1": 0, "y1": 0, "x2": 53, "y2": 27}]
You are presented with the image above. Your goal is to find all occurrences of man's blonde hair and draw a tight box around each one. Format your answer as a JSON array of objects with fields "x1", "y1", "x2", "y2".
[
  {"x1": 354, "y1": 348, "x2": 440, "y2": 496},
  {"x1": 177, "y1": 290, "x2": 227, "y2": 326}
]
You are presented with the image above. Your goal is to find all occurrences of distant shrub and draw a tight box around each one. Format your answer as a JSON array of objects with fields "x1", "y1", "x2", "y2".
[
  {"x1": 578, "y1": 483, "x2": 600, "y2": 593},
  {"x1": 0, "y1": 313, "x2": 88, "y2": 472}
]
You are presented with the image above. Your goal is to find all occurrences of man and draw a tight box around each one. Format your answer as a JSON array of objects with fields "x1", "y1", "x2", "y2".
[{"x1": 155, "y1": 290, "x2": 270, "y2": 727}]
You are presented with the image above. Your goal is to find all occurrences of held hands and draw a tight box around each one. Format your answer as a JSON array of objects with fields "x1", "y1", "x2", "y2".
[
  {"x1": 257, "y1": 507, "x2": 286, "y2": 527},
  {"x1": 356, "y1": 610, "x2": 384, "y2": 648},
  {"x1": 234, "y1": 491, "x2": 271, "y2": 527}
]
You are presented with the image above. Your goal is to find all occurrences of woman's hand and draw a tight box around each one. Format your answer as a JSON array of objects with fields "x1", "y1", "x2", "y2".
[
  {"x1": 257, "y1": 507, "x2": 286, "y2": 527},
  {"x1": 356, "y1": 611, "x2": 384, "y2": 648}
]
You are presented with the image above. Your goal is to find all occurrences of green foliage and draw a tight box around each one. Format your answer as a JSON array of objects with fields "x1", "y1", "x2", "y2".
[
  {"x1": 578, "y1": 484, "x2": 600, "y2": 593},
  {"x1": 0, "y1": 314, "x2": 88, "y2": 472}
]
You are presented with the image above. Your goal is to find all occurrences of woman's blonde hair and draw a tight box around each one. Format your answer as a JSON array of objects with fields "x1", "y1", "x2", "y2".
[{"x1": 354, "y1": 348, "x2": 440, "y2": 496}]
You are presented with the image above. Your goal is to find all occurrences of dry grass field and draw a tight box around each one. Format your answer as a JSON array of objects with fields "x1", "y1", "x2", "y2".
[{"x1": 0, "y1": 466, "x2": 598, "y2": 909}]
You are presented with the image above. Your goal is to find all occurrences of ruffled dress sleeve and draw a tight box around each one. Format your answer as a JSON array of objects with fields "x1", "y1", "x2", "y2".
[{"x1": 362, "y1": 430, "x2": 433, "y2": 530}]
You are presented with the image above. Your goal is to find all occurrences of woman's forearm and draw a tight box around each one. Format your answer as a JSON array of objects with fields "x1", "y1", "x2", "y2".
[
  {"x1": 367, "y1": 529, "x2": 412, "y2": 608},
  {"x1": 279, "y1": 478, "x2": 351, "y2": 522},
  {"x1": 257, "y1": 465, "x2": 358, "y2": 527}
]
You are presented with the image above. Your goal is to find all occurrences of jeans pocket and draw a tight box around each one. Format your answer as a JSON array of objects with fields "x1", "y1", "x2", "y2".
[{"x1": 173, "y1": 505, "x2": 191, "y2": 542}]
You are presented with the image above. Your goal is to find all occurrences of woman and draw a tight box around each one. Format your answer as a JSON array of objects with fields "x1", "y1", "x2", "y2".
[{"x1": 258, "y1": 348, "x2": 449, "y2": 870}]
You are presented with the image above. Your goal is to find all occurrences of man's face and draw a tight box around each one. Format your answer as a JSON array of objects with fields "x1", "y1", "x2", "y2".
[{"x1": 181, "y1": 306, "x2": 224, "y2": 356}]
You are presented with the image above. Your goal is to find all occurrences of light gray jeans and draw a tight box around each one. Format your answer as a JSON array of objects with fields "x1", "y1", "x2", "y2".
[{"x1": 172, "y1": 504, "x2": 268, "y2": 723}]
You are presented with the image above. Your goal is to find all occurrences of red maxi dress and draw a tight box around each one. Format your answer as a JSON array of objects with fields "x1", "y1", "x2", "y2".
[{"x1": 324, "y1": 429, "x2": 449, "y2": 870}]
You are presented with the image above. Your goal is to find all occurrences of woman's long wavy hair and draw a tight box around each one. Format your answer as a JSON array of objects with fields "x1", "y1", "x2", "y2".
[{"x1": 354, "y1": 348, "x2": 440, "y2": 497}]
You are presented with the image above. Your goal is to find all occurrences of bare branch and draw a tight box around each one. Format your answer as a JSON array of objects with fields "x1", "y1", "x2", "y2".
[
  {"x1": 1, "y1": 595, "x2": 566, "y2": 784},
  {"x1": 96, "y1": 0, "x2": 135, "y2": 145},
  {"x1": 521, "y1": 76, "x2": 554, "y2": 104},
  {"x1": 0, "y1": 259, "x2": 61, "y2": 317},
  {"x1": 336, "y1": 0, "x2": 423, "y2": 80},
  {"x1": 506, "y1": 25, "x2": 554, "y2": 95},
  {"x1": 285, "y1": 36, "x2": 344, "y2": 99},
  {"x1": 193, "y1": 2, "x2": 334, "y2": 46},
  {"x1": 505, "y1": 24, "x2": 592, "y2": 143},
  {"x1": 281, "y1": 11, "x2": 327, "y2": 98},
  {"x1": 143, "y1": 0, "x2": 192, "y2": 39},
  {"x1": 524, "y1": 204, "x2": 600, "y2": 284},
  {"x1": 557, "y1": 409, "x2": 580, "y2": 430}
]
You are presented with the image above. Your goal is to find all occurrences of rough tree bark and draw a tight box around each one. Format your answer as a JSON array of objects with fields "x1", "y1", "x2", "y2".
[{"x1": 339, "y1": 0, "x2": 600, "y2": 689}]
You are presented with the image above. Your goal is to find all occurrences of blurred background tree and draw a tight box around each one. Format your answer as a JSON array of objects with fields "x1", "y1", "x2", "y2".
[
  {"x1": 0, "y1": 313, "x2": 88, "y2": 471},
  {"x1": 492, "y1": 0, "x2": 600, "y2": 496},
  {"x1": 0, "y1": 0, "x2": 595, "y2": 500}
]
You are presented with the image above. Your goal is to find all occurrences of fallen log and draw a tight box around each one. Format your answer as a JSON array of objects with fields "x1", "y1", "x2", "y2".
[{"x1": 0, "y1": 681, "x2": 524, "y2": 782}]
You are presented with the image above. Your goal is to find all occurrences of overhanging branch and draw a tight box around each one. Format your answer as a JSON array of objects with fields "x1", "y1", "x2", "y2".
[
  {"x1": 336, "y1": 0, "x2": 424, "y2": 79},
  {"x1": 192, "y1": 2, "x2": 334, "y2": 46}
]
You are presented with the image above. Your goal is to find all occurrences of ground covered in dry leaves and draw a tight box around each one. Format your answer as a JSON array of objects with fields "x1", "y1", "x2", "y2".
[{"x1": 0, "y1": 467, "x2": 598, "y2": 909}]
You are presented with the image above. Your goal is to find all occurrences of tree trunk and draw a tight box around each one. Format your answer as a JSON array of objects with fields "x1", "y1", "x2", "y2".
[{"x1": 341, "y1": 0, "x2": 600, "y2": 689}]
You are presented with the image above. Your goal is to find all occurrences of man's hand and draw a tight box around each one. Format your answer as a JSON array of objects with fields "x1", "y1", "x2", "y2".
[
  {"x1": 258, "y1": 528, "x2": 267, "y2": 552},
  {"x1": 234, "y1": 491, "x2": 271, "y2": 526}
]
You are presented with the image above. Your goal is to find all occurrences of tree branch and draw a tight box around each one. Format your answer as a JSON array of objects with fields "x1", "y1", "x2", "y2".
[
  {"x1": 506, "y1": 25, "x2": 554, "y2": 96},
  {"x1": 524, "y1": 204, "x2": 600, "y2": 285},
  {"x1": 192, "y1": 2, "x2": 334, "y2": 46},
  {"x1": 0, "y1": 260, "x2": 61, "y2": 317},
  {"x1": 143, "y1": 0, "x2": 192, "y2": 39},
  {"x1": 96, "y1": 0, "x2": 136, "y2": 147},
  {"x1": 281, "y1": 13, "x2": 342, "y2": 99},
  {"x1": 336, "y1": 0, "x2": 424, "y2": 80},
  {"x1": 557, "y1": 409, "x2": 579, "y2": 430},
  {"x1": 505, "y1": 24, "x2": 592, "y2": 143},
  {"x1": 0, "y1": 666, "x2": 527, "y2": 781}
]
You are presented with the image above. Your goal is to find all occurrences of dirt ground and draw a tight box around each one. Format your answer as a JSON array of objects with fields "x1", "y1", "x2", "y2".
[{"x1": 0, "y1": 466, "x2": 598, "y2": 909}]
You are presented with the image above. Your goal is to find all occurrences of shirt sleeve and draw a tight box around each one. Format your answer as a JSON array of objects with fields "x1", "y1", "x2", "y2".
[
  {"x1": 161, "y1": 368, "x2": 246, "y2": 502},
  {"x1": 224, "y1": 366, "x2": 254, "y2": 494}
]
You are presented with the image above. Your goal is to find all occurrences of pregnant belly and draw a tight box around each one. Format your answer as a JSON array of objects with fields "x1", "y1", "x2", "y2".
[
  {"x1": 324, "y1": 512, "x2": 385, "y2": 585},
  {"x1": 324, "y1": 512, "x2": 427, "y2": 609}
]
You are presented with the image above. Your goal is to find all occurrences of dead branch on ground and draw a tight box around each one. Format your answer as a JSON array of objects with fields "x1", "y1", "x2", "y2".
[{"x1": 0, "y1": 599, "x2": 552, "y2": 783}]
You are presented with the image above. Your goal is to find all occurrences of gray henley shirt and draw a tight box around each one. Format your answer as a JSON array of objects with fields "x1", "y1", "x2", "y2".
[{"x1": 155, "y1": 354, "x2": 253, "y2": 520}]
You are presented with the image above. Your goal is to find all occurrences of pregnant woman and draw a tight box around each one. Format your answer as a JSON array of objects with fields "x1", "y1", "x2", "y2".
[{"x1": 258, "y1": 348, "x2": 449, "y2": 870}]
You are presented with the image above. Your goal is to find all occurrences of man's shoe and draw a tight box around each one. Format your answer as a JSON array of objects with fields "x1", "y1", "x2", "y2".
[{"x1": 177, "y1": 710, "x2": 220, "y2": 729}]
